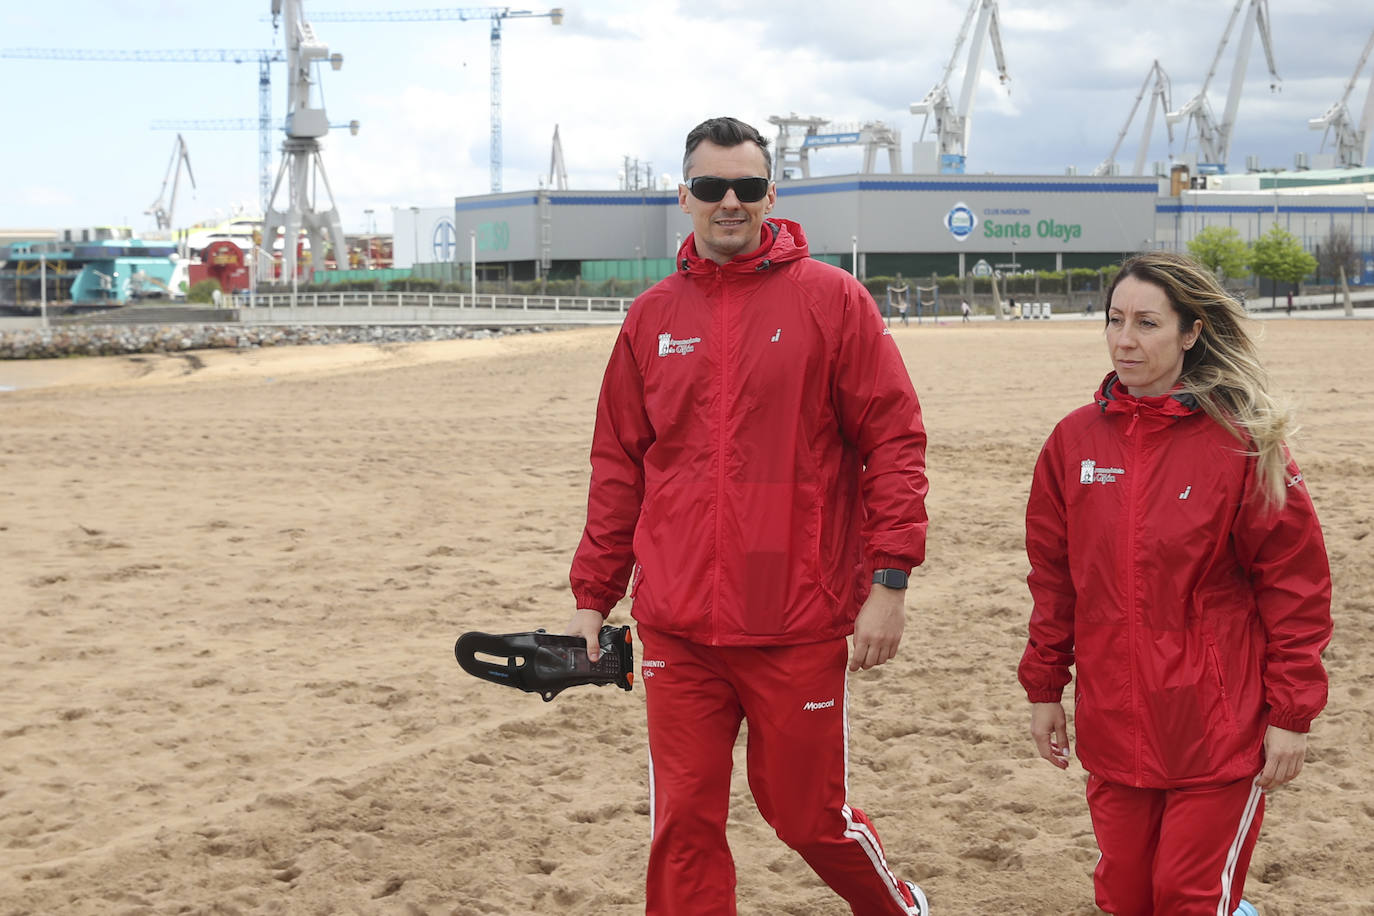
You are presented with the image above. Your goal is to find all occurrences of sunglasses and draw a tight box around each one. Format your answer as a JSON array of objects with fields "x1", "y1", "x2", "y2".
[{"x1": 686, "y1": 176, "x2": 771, "y2": 203}]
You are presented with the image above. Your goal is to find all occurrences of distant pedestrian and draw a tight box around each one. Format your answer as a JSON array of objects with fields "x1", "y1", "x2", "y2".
[
  {"x1": 961, "y1": 299, "x2": 971, "y2": 322},
  {"x1": 889, "y1": 276, "x2": 911, "y2": 327},
  {"x1": 1286, "y1": 290, "x2": 1293, "y2": 315}
]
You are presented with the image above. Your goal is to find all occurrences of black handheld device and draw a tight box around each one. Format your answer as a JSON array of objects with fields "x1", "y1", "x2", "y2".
[{"x1": 454, "y1": 626, "x2": 634, "y2": 702}]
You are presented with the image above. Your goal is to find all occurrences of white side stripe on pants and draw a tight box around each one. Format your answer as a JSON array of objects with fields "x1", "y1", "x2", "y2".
[
  {"x1": 840, "y1": 674, "x2": 921, "y2": 915},
  {"x1": 1215, "y1": 781, "x2": 1264, "y2": 916}
]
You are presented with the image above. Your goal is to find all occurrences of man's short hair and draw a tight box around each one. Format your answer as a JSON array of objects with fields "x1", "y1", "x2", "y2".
[{"x1": 682, "y1": 117, "x2": 772, "y2": 180}]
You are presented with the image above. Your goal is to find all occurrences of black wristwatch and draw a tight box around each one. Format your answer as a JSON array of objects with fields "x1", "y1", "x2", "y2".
[{"x1": 872, "y1": 568, "x2": 909, "y2": 590}]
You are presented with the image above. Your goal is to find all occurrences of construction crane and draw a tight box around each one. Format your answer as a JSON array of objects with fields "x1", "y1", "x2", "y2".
[
  {"x1": 1165, "y1": 0, "x2": 1280, "y2": 175},
  {"x1": 307, "y1": 6, "x2": 564, "y2": 192},
  {"x1": 146, "y1": 134, "x2": 196, "y2": 231},
  {"x1": 1094, "y1": 60, "x2": 1174, "y2": 177},
  {"x1": 150, "y1": 118, "x2": 359, "y2": 133},
  {"x1": 260, "y1": 0, "x2": 350, "y2": 282},
  {"x1": 1308, "y1": 28, "x2": 1374, "y2": 169},
  {"x1": 0, "y1": 46, "x2": 284, "y2": 214},
  {"x1": 908, "y1": 0, "x2": 1010, "y2": 175}
]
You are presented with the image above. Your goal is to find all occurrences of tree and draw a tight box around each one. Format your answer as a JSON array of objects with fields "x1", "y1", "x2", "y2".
[
  {"x1": 1315, "y1": 225, "x2": 1359, "y2": 286},
  {"x1": 1248, "y1": 225, "x2": 1317, "y2": 309},
  {"x1": 186, "y1": 279, "x2": 222, "y2": 304},
  {"x1": 1187, "y1": 225, "x2": 1250, "y2": 282}
]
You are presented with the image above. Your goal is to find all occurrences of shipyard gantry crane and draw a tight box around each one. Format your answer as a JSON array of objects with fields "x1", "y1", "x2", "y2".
[
  {"x1": 307, "y1": 5, "x2": 563, "y2": 192},
  {"x1": 767, "y1": 114, "x2": 902, "y2": 179},
  {"x1": 1308, "y1": 28, "x2": 1374, "y2": 169},
  {"x1": 1094, "y1": 60, "x2": 1174, "y2": 177},
  {"x1": 1165, "y1": 0, "x2": 1280, "y2": 174},
  {"x1": 260, "y1": 0, "x2": 350, "y2": 281},
  {"x1": 0, "y1": 46, "x2": 284, "y2": 214},
  {"x1": 909, "y1": 0, "x2": 1010, "y2": 174}
]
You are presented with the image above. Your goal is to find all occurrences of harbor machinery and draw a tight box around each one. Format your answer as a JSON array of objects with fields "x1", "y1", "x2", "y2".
[
  {"x1": 307, "y1": 5, "x2": 564, "y2": 193},
  {"x1": 0, "y1": 46, "x2": 285, "y2": 214},
  {"x1": 1094, "y1": 60, "x2": 1174, "y2": 177},
  {"x1": 908, "y1": 0, "x2": 1010, "y2": 174},
  {"x1": 259, "y1": 0, "x2": 350, "y2": 282},
  {"x1": 1308, "y1": 28, "x2": 1374, "y2": 168},
  {"x1": 146, "y1": 134, "x2": 196, "y2": 231},
  {"x1": 1165, "y1": 0, "x2": 1280, "y2": 174},
  {"x1": 768, "y1": 115, "x2": 902, "y2": 180}
]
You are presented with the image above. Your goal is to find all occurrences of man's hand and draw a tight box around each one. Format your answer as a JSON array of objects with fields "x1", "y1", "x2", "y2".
[
  {"x1": 565, "y1": 608, "x2": 606, "y2": 661},
  {"x1": 850, "y1": 585, "x2": 906, "y2": 671},
  {"x1": 1031, "y1": 701, "x2": 1071, "y2": 769},
  {"x1": 1255, "y1": 725, "x2": 1308, "y2": 789}
]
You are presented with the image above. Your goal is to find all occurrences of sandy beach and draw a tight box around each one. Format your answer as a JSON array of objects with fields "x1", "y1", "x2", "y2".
[{"x1": 1, "y1": 319, "x2": 1370, "y2": 915}]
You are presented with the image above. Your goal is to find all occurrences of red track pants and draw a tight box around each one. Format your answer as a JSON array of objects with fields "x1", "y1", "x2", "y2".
[
  {"x1": 1086, "y1": 773, "x2": 1265, "y2": 916},
  {"x1": 637, "y1": 625, "x2": 921, "y2": 915}
]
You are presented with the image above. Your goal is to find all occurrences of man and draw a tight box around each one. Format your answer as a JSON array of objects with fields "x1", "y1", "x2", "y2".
[{"x1": 566, "y1": 116, "x2": 930, "y2": 915}]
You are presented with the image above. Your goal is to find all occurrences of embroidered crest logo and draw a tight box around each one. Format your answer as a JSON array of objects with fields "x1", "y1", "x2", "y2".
[
  {"x1": 657, "y1": 332, "x2": 701, "y2": 357},
  {"x1": 1080, "y1": 458, "x2": 1126, "y2": 485}
]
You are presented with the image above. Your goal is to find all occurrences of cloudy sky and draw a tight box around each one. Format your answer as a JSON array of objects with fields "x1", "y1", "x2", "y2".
[{"x1": 1, "y1": 1, "x2": 1369, "y2": 235}]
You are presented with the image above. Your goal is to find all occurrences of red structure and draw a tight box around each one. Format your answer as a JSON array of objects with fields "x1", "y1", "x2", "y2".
[{"x1": 189, "y1": 240, "x2": 250, "y2": 293}]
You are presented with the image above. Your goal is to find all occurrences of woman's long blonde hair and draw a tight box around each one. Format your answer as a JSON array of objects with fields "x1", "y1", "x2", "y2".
[{"x1": 1106, "y1": 250, "x2": 1294, "y2": 511}]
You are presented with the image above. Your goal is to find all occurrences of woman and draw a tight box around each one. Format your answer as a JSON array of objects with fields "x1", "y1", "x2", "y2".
[{"x1": 1018, "y1": 251, "x2": 1332, "y2": 915}]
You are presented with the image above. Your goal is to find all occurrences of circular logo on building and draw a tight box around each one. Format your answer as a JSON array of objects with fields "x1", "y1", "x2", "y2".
[
  {"x1": 944, "y1": 202, "x2": 977, "y2": 242},
  {"x1": 432, "y1": 218, "x2": 457, "y2": 261}
]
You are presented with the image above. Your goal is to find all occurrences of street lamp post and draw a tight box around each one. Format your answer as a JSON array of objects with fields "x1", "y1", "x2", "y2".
[
  {"x1": 39, "y1": 252, "x2": 48, "y2": 328},
  {"x1": 409, "y1": 206, "x2": 421, "y2": 268},
  {"x1": 851, "y1": 235, "x2": 858, "y2": 277},
  {"x1": 469, "y1": 229, "x2": 477, "y2": 305}
]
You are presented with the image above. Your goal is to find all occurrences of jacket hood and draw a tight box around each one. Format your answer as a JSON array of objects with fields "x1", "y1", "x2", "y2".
[
  {"x1": 1094, "y1": 371, "x2": 1199, "y2": 417},
  {"x1": 677, "y1": 217, "x2": 811, "y2": 275}
]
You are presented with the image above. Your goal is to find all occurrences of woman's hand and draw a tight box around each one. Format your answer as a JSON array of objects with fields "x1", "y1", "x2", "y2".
[
  {"x1": 1031, "y1": 701, "x2": 1072, "y2": 769},
  {"x1": 1255, "y1": 725, "x2": 1308, "y2": 789}
]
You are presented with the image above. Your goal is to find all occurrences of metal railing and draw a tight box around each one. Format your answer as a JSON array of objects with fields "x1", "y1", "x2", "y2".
[{"x1": 236, "y1": 290, "x2": 634, "y2": 313}]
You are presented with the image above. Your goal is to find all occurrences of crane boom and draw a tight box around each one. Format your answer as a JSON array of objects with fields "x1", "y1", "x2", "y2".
[
  {"x1": 146, "y1": 134, "x2": 196, "y2": 231},
  {"x1": 1094, "y1": 60, "x2": 1173, "y2": 177},
  {"x1": 308, "y1": 6, "x2": 563, "y2": 192},
  {"x1": 1165, "y1": 0, "x2": 1280, "y2": 173},
  {"x1": 1308, "y1": 29, "x2": 1374, "y2": 168},
  {"x1": 1, "y1": 46, "x2": 284, "y2": 212},
  {"x1": 908, "y1": 0, "x2": 1009, "y2": 174},
  {"x1": 0, "y1": 47, "x2": 282, "y2": 63}
]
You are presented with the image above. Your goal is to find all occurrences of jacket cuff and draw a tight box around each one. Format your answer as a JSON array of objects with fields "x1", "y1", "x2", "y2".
[
  {"x1": 1266, "y1": 709, "x2": 1314, "y2": 733},
  {"x1": 1025, "y1": 688, "x2": 1065, "y2": 704},
  {"x1": 869, "y1": 554, "x2": 913, "y2": 575},
  {"x1": 570, "y1": 591, "x2": 615, "y2": 616}
]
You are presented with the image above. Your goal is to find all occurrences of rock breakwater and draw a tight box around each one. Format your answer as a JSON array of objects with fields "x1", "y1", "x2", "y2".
[{"x1": 0, "y1": 324, "x2": 546, "y2": 360}]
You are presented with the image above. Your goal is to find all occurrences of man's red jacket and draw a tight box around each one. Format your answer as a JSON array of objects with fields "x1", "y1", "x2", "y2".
[
  {"x1": 1019, "y1": 373, "x2": 1332, "y2": 787},
  {"x1": 570, "y1": 218, "x2": 928, "y2": 647}
]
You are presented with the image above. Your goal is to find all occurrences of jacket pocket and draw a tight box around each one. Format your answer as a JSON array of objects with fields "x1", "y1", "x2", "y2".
[{"x1": 1204, "y1": 637, "x2": 1239, "y2": 736}]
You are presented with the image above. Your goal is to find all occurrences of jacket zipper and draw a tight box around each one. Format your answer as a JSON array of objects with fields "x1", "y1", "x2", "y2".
[
  {"x1": 712, "y1": 268, "x2": 728, "y2": 645},
  {"x1": 1125, "y1": 402, "x2": 1143, "y2": 785}
]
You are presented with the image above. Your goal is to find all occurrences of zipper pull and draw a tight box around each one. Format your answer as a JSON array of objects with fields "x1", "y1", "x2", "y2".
[{"x1": 1125, "y1": 404, "x2": 1140, "y2": 437}]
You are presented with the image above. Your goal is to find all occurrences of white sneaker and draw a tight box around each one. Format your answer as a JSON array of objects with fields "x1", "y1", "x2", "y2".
[
  {"x1": 1234, "y1": 903, "x2": 1258, "y2": 916},
  {"x1": 902, "y1": 880, "x2": 929, "y2": 915}
]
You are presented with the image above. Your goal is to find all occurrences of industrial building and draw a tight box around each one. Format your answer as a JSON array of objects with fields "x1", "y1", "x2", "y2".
[{"x1": 390, "y1": 167, "x2": 1374, "y2": 288}]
